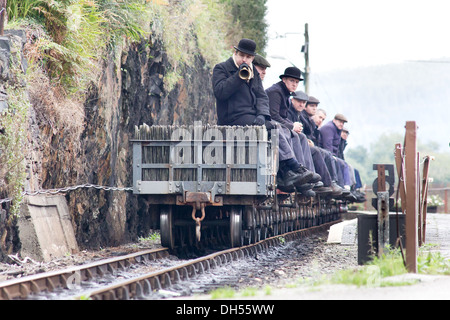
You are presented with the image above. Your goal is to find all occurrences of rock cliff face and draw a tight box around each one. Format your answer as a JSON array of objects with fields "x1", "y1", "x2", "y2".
[
  {"x1": 67, "y1": 37, "x2": 217, "y2": 248},
  {"x1": 2, "y1": 30, "x2": 218, "y2": 255}
]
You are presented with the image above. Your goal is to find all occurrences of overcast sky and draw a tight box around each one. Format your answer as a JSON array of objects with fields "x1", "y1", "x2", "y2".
[
  {"x1": 263, "y1": 0, "x2": 450, "y2": 153},
  {"x1": 265, "y1": 0, "x2": 450, "y2": 73}
]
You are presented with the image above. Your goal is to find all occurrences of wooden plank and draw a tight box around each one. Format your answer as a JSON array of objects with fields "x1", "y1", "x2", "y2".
[{"x1": 404, "y1": 121, "x2": 418, "y2": 273}]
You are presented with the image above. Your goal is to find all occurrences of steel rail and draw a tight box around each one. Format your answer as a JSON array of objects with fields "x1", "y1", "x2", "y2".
[
  {"x1": 76, "y1": 221, "x2": 339, "y2": 300},
  {"x1": 0, "y1": 248, "x2": 169, "y2": 300}
]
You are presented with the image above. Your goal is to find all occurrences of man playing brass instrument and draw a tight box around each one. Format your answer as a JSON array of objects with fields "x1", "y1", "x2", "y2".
[{"x1": 212, "y1": 38, "x2": 270, "y2": 126}]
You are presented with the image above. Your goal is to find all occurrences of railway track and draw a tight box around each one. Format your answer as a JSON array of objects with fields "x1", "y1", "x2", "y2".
[
  {"x1": 0, "y1": 248, "x2": 169, "y2": 300},
  {"x1": 0, "y1": 221, "x2": 338, "y2": 300}
]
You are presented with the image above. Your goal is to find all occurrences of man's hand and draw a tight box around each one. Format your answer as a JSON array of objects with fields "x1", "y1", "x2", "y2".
[
  {"x1": 293, "y1": 122, "x2": 303, "y2": 133},
  {"x1": 239, "y1": 62, "x2": 249, "y2": 71},
  {"x1": 252, "y1": 115, "x2": 265, "y2": 126},
  {"x1": 265, "y1": 120, "x2": 278, "y2": 130}
]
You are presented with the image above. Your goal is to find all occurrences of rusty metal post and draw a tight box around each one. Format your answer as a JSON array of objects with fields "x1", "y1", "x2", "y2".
[
  {"x1": 377, "y1": 190, "x2": 390, "y2": 256},
  {"x1": 445, "y1": 189, "x2": 448, "y2": 214},
  {"x1": 404, "y1": 121, "x2": 418, "y2": 273},
  {"x1": 374, "y1": 165, "x2": 389, "y2": 256},
  {"x1": 394, "y1": 143, "x2": 407, "y2": 214},
  {"x1": 420, "y1": 156, "x2": 431, "y2": 245}
]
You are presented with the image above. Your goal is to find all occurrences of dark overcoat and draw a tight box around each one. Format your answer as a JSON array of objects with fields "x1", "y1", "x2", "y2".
[
  {"x1": 265, "y1": 81, "x2": 294, "y2": 130},
  {"x1": 212, "y1": 57, "x2": 270, "y2": 125},
  {"x1": 287, "y1": 106, "x2": 321, "y2": 145},
  {"x1": 299, "y1": 110, "x2": 316, "y2": 138}
]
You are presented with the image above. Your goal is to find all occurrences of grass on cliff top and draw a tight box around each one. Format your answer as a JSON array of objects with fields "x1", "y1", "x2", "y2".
[{"x1": 7, "y1": 0, "x2": 233, "y2": 95}]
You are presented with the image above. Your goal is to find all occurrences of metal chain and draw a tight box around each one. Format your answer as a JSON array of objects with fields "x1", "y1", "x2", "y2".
[{"x1": 0, "y1": 184, "x2": 133, "y2": 205}]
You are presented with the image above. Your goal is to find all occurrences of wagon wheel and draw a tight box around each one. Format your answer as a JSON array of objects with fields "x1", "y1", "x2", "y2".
[
  {"x1": 244, "y1": 206, "x2": 260, "y2": 245},
  {"x1": 160, "y1": 205, "x2": 175, "y2": 250},
  {"x1": 230, "y1": 205, "x2": 243, "y2": 248},
  {"x1": 252, "y1": 208, "x2": 261, "y2": 243}
]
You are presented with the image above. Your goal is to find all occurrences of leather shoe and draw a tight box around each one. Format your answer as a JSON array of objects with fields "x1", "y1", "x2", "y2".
[
  {"x1": 301, "y1": 189, "x2": 315, "y2": 197},
  {"x1": 276, "y1": 172, "x2": 295, "y2": 193},
  {"x1": 330, "y1": 182, "x2": 343, "y2": 197},
  {"x1": 292, "y1": 166, "x2": 314, "y2": 187},
  {"x1": 314, "y1": 186, "x2": 332, "y2": 194}
]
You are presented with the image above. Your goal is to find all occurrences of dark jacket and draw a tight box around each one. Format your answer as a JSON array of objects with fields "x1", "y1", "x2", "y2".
[
  {"x1": 287, "y1": 102, "x2": 300, "y2": 124},
  {"x1": 265, "y1": 81, "x2": 293, "y2": 129},
  {"x1": 319, "y1": 120, "x2": 342, "y2": 156},
  {"x1": 300, "y1": 110, "x2": 316, "y2": 138},
  {"x1": 212, "y1": 57, "x2": 270, "y2": 125},
  {"x1": 287, "y1": 105, "x2": 322, "y2": 146}
]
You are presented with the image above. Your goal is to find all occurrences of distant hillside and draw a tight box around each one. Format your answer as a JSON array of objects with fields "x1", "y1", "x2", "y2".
[{"x1": 309, "y1": 60, "x2": 450, "y2": 152}]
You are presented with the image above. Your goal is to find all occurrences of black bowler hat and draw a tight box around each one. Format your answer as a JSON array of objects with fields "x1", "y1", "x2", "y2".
[
  {"x1": 279, "y1": 67, "x2": 303, "y2": 81},
  {"x1": 234, "y1": 38, "x2": 257, "y2": 56}
]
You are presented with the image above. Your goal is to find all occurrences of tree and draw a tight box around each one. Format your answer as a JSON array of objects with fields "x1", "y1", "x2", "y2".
[
  {"x1": 345, "y1": 132, "x2": 450, "y2": 188},
  {"x1": 220, "y1": 0, "x2": 268, "y2": 55}
]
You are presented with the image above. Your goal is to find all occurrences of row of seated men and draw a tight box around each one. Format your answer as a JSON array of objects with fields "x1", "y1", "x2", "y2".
[{"x1": 212, "y1": 38, "x2": 366, "y2": 202}]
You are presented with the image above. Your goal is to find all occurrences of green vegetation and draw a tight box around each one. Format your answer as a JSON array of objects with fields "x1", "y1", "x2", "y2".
[
  {"x1": 330, "y1": 246, "x2": 450, "y2": 288},
  {"x1": 210, "y1": 286, "x2": 236, "y2": 299},
  {"x1": 8, "y1": 0, "x2": 154, "y2": 96},
  {"x1": 208, "y1": 285, "x2": 272, "y2": 299},
  {"x1": 6, "y1": 0, "x2": 267, "y2": 95},
  {"x1": 138, "y1": 231, "x2": 160, "y2": 245},
  {"x1": 219, "y1": 0, "x2": 268, "y2": 56},
  {"x1": 0, "y1": 43, "x2": 30, "y2": 217}
]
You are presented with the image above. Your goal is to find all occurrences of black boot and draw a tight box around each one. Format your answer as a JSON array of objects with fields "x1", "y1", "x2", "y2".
[
  {"x1": 290, "y1": 165, "x2": 314, "y2": 188},
  {"x1": 276, "y1": 171, "x2": 295, "y2": 193}
]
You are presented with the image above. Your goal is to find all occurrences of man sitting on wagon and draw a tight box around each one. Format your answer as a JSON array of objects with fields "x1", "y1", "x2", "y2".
[
  {"x1": 287, "y1": 92, "x2": 342, "y2": 196},
  {"x1": 319, "y1": 113, "x2": 353, "y2": 193},
  {"x1": 212, "y1": 38, "x2": 315, "y2": 193}
]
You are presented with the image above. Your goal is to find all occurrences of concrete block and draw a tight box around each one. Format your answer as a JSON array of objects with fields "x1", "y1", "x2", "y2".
[
  {"x1": 327, "y1": 219, "x2": 357, "y2": 244},
  {"x1": 18, "y1": 195, "x2": 79, "y2": 262}
]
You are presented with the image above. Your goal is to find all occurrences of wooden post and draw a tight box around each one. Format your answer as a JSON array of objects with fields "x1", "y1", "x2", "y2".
[
  {"x1": 303, "y1": 23, "x2": 310, "y2": 94},
  {"x1": 404, "y1": 121, "x2": 418, "y2": 273}
]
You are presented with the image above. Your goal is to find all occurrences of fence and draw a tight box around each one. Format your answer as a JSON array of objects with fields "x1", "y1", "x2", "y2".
[{"x1": 361, "y1": 187, "x2": 449, "y2": 214}]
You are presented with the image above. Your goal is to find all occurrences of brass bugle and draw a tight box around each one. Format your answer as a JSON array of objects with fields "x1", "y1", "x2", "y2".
[{"x1": 239, "y1": 66, "x2": 251, "y2": 80}]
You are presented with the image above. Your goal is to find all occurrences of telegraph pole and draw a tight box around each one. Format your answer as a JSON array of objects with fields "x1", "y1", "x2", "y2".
[{"x1": 303, "y1": 23, "x2": 310, "y2": 94}]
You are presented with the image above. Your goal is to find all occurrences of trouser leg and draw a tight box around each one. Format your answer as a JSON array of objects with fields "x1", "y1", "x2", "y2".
[
  {"x1": 277, "y1": 127, "x2": 296, "y2": 162},
  {"x1": 295, "y1": 132, "x2": 315, "y2": 171},
  {"x1": 311, "y1": 146, "x2": 332, "y2": 187}
]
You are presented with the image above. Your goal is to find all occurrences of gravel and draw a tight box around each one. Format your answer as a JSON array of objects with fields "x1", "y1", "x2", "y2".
[{"x1": 188, "y1": 230, "x2": 359, "y2": 293}]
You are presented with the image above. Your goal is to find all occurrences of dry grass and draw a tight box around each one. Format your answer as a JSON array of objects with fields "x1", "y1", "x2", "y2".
[
  {"x1": 22, "y1": 24, "x2": 86, "y2": 149},
  {"x1": 27, "y1": 66, "x2": 85, "y2": 148}
]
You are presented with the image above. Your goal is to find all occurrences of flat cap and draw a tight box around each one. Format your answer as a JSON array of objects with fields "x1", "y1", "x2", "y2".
[
  {"x1": 292, "y1": 90, "x2": 309, "y2": 101},
  {"x1": 253, "y1": 54, "x2": 271, "y2": 68},
  {"x1": 334, "y1": 113, "x2": 348, "y2": 122},
  {"x1": 307, "y1": 96, "x2": 320, "y2": 104}
]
